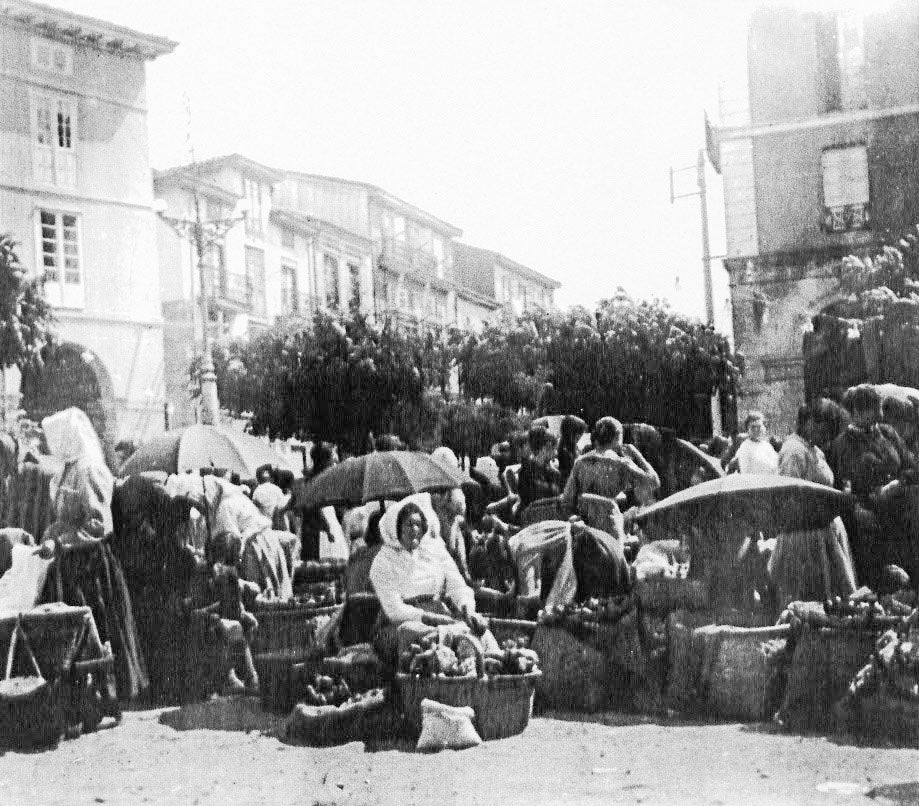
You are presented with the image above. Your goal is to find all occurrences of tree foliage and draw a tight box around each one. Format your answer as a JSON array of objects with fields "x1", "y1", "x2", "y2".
[
  {"x1": 837, "y1": 229, "x2": 919, "y2": 321},
  {"x1": 0, "y1": 235, "x2": 55, "y2": 376}
]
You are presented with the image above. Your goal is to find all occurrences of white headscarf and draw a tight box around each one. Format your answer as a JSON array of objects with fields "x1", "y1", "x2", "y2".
[
  {"x1": 42, "y1": 407, "x2": 106, "y2": 467},
  {"x1": 379, "y1": 492, "x2": 439, "y2": 551}
]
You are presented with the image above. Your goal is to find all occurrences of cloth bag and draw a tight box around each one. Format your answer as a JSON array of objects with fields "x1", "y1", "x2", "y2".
[{"x1": 415, "y1": 698, "x2": 482, "y2": 752}]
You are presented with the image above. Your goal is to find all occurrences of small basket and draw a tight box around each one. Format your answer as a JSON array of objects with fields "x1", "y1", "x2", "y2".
[
  {"x1": 249, "y1": 603, "x2": 337, "y2": 655},
  {"x1": 396, "y1": 640, "x2": 541, "y2": 740},
  {"x1": 0, "y1": 616, "x2": 61, "y2": 748}
]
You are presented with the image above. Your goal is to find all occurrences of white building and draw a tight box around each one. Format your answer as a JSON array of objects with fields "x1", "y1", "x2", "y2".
[{"x1": 0, "y1": 0, "x2": 175, "y2": 452}]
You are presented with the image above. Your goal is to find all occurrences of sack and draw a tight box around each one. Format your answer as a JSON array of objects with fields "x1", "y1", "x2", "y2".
[{"x1": 415, "y1": 698, "x2": 482, "y2": 752}]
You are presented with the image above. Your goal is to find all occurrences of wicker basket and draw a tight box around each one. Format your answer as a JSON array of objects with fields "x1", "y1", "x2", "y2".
[
  {"x1": 249, "y1": 603, "x2": 337, "y2": 655},
  {"x1": 254, "y1": 649, "x2": 322, "y2": 714},
  {"x1": 834, "y1": 692, "x2": 919, "y2": 746},
  {"x1": 396, "y1": 668, "x2": 540, "y2": 741}
]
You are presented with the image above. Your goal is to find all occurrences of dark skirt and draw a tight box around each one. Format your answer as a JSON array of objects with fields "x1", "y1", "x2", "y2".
[{"x1": 43, "y1": 540, "x2": 150, "y2": 702}]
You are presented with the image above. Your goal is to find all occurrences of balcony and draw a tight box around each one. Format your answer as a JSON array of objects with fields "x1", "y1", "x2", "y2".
[
  {"x1": 202, "y1": 266, "x2": 253, "y2": 310},
  {"x1": 379, "y1": 237, "x2": 438, "y2": 275},
  {"x1": 821, "y1": 202, "x2": 870, "y2": 234}
]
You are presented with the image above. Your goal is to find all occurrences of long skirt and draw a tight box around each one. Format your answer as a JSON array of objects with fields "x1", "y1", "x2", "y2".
[
  {"x1": 43, "y1": 540, "x2": 149, "y2": 702},
  {"x1": 769, "y1": 517, "x2": 856, "y2": 609}
]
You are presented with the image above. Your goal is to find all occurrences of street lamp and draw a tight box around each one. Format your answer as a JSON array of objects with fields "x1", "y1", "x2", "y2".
[{"x1": 153, "y1": 194, "x2": 249, "y2": 425}]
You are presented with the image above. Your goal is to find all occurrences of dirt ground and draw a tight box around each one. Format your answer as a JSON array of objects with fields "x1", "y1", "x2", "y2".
[{"x1": 1, "y1": 698, "x2": 918, "y2": 806}]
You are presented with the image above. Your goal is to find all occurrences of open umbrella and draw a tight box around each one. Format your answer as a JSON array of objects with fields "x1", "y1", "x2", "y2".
[
  {"x1": 118, "y1": 425, "x2": 296, "y2": 480},
  {"x1": 296, "y1": 450, "x2": 466, "y2": 509},
  {"x1": 674, "y1": 438, "x2": 724, "y2": 481},
  {"x1": 633, "y1": 473, "x2": 853, "y2": 538}
]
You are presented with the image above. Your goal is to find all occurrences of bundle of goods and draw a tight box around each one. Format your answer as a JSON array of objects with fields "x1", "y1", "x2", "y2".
[
  {"x1": 286, "y1": 686, "x2": 387, "y2": 746},
  {"x1": 775, "y1": 591, "x2": 905, "y2": 732},
  {"x1": 834, "y1": 618, "x2": 919, "y2": 744},
  {"x1": 295, "y1": 558, "x2": 347, "y2": 586},
  {"x1": 249, "y1": 599, "x2": 338, "y2": 655},
  {"x1": 532, "y1": 594, "x2": 653, "y2": 712},
  {"x1": 395, "y1": 629, "x2": 541, "y2": 740}
]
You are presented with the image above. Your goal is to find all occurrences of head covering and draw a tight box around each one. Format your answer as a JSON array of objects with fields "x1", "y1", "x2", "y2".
[
  {"x1": 431, "y1": 446, "x2": 459, "y2": 473},
  {"x1": 379, "y1": 492, "x2": 438, "y2": 551},
  {"x1": 42, "y1": 407, "x2": 106, "y2": 467},
  {"x1": 474, "y1": 456, "x2": 501, "y2": 488}
]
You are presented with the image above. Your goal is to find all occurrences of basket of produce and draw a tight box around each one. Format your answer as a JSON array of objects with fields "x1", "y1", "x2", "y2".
[
  {"x1": 776, "y1": 592, "x2": 904, "y2": 731},
  {"x1": 286, "y1": 686, "x2": 387, "y2": 746},
  {"x1": 294, "y1": 558, "x2": 347, "y2": 587},
  {"x1": 255, "y1": 649, "x2": 323, "y2": 713},
  {"x1": 833, "y1": 624, "x2": 919, "y2": 745},
  {"x1": 395, "y1": 632, "x2": 541, "y2": 741},
  {"x1": 249, "y1": 600, "x2": 338, "y2": 655},
  {"x1": 532, "y1": 596, "x2": 650, "y2": 712}
]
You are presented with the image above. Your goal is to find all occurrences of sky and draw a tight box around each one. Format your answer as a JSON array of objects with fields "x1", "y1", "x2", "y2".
[{"x1": 49, "y1": 0, "x2": 790, "y2": 333}]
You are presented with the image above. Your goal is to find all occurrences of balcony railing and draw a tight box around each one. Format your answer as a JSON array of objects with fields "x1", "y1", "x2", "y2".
[
  {"x1": 821, "y1": 202, "x2": 870, "y2": 234},
  {"x1": 202, "y1": 266, "x2": 254, "y2": 310}
]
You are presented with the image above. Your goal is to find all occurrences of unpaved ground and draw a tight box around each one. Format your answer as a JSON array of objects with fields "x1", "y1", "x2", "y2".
[{"x1": 1, "y1": 698, "x2": 918, "y2": 806}]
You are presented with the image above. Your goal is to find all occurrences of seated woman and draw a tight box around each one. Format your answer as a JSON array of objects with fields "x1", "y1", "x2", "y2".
[
  {"x1": 517, "y1": 426, "x2": 562, "y2": 514},
  {"x1": 368, "y1": 495, "x2": 491, "y2": 677}
]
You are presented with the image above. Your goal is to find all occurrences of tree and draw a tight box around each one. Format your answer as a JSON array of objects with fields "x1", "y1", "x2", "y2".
[
  {"x1": 205, "y1": 310, "x2": 439, "y2": 452},
  {"x1": 0, "y1": 235, "x2": 55, "y2": 424}
]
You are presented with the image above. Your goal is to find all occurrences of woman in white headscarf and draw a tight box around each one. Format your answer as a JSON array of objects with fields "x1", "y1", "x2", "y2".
[
  {"x1": 368, "y1": 493, "x2": 489, "y2": 677},
  {"x1": 40, "y1": 407, "x2": 149, "y2": 703}
]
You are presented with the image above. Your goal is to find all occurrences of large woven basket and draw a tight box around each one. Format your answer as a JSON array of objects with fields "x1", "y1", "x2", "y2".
[
  {"x1": 396, "y1": 669, "x2": 541, "y2": 741},
  {"x1": 635, "y1": 576, "x2": 708, "y2": 615},
  {"x1": 249, "y1": 603, "x2": 337, "y2": 655}
]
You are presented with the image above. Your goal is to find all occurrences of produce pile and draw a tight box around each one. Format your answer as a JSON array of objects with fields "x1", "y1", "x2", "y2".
[
  {"x1": 256, "y1": 582, "x2": 342, "y2": 610},
  {"x1": 287, "y1": 684, "x2": 387, "y2": 746},
  {"x1": 537, "y1": 594, "x2": 635, "y2": 630},
  {"x1": 779, "y1": 589, "x2": 908, "y2": 632},
  {"x1": 398, "y1": 633, "x2": 540, "y2": 678},
  {"x1": 302, "y1": 674, "x2": 353, "y2": 707},
  {"x1": 843, "y1": 627, "x2": 919, "y2": 703}
]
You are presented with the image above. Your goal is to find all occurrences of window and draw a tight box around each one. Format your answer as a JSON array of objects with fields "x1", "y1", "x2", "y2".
[
  {"x1": 821, "y1": 145, "x2": 870, "y2": 233},
  {"x1": 280, "y1": 229, "x2": 295, "y2": 250},
  {"x1": 245, "y1": 246, "x2": 266, "y2": 316},
  {"x1": 837, "y1": 11, "x2": 867, "y2": 112},
  {"x1": 501, "y1": 276, "x2": 512, "y2": 304},
  {"x1": 348, "y1": 263, "x2": 361, "y2": 309},
  {"x1": 31, "y1": 94, "x2": 76, "y2": 186},
  {"x1": 38, "y1": 209, "x2": 83, "y2": 308},
  {"x1": 281, "y1": 262, "x2": 298, "y2": 314},
  {"x1": 434, "y1": 299, "x2": 447, "y2": 324},
  {"x1": 816, "y1": 11, "x2": 867, "y2": 114},
  {"x1": 324, "y1": 253, "x2": 340, "y2": 309},
  {"x1": 31, "y1": 37, "x2": 73, "y2": 75},
  {"x1": 244, "y1": 179, "x2": 262, "y2": 236}
]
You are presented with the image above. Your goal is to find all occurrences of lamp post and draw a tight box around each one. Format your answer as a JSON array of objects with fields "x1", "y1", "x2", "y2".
[{"x1": 153, "y1": 194, "x2": 249, "y2": 426}]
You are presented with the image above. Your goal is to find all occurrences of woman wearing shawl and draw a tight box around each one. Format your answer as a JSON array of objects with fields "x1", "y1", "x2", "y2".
[
  {"x1": 39, "y1": 407, "x2": 149, "y2": 703},
  {"x1": 368, "y1": 494, "x2": 487, "y2": 677}
]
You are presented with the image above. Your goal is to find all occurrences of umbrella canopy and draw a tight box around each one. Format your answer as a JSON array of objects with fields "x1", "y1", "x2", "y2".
[
  {"x1": 296, "y1": 450, "x2": 466, "y2": 509},
  {"x1": 118, "y1": 425, "x2": 296, "y2": 480},
  {"x1": 633, "y1": 473, "x2": 853, "y2": 538},
  {"x1": 674, "y1": 438, "x2": 724, "y2": 481}
]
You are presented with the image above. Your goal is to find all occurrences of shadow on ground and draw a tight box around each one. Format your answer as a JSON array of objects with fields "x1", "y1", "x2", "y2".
[{"x1": 158, "y1": 695, "x2": 287, "y2": 735}]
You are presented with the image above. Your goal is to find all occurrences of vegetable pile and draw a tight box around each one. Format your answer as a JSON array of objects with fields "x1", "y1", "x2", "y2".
[
  {"x1": 257, "y1": 582, "x2": 342, "y2": 610},
  {"x1": 297, "y1": 558, "x2": 347, "y2": 584},
  {"x1": 779, "y1": 590, "x2": 907, "y2": 632},
  {"x1": 302, "y1": 674, "x2": 353, "y2": 707},
  {"x1": 398, "y1": 632, "x2": 540, "y2": 678},
  {"x1": 538, "y1": 594, "x2": 635, "y2": 629}
]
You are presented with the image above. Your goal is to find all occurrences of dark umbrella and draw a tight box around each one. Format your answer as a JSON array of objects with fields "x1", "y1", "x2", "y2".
[
  {"x1": 296, "y1": 450, "x2": 466, "y2": 509},
  {"x1": 633, "y1": 473, "x2": 853, "y2": 538},
  {"x1": 118, "y1": 425, "x2": 299, "y2": 480}
]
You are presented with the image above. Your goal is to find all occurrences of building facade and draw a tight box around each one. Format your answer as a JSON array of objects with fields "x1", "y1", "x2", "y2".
[
  {"x1": 707, "y1": 2, "x2": 919, "y2": 432},
  {"x1": 0, "y1": 0, "x2": 175, "y2": 449},
  {"x1": 453, "y1": 242, "x2": 559, "y2": 329}
]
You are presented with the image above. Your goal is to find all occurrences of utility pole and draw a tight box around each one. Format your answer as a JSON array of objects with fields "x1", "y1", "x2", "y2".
[
  {"x1": 671, "y1": 147, "x2": 721, "y2": 434},
  {"x1": 670, "y1": 148, "x2": 715, "y2": 325}
]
